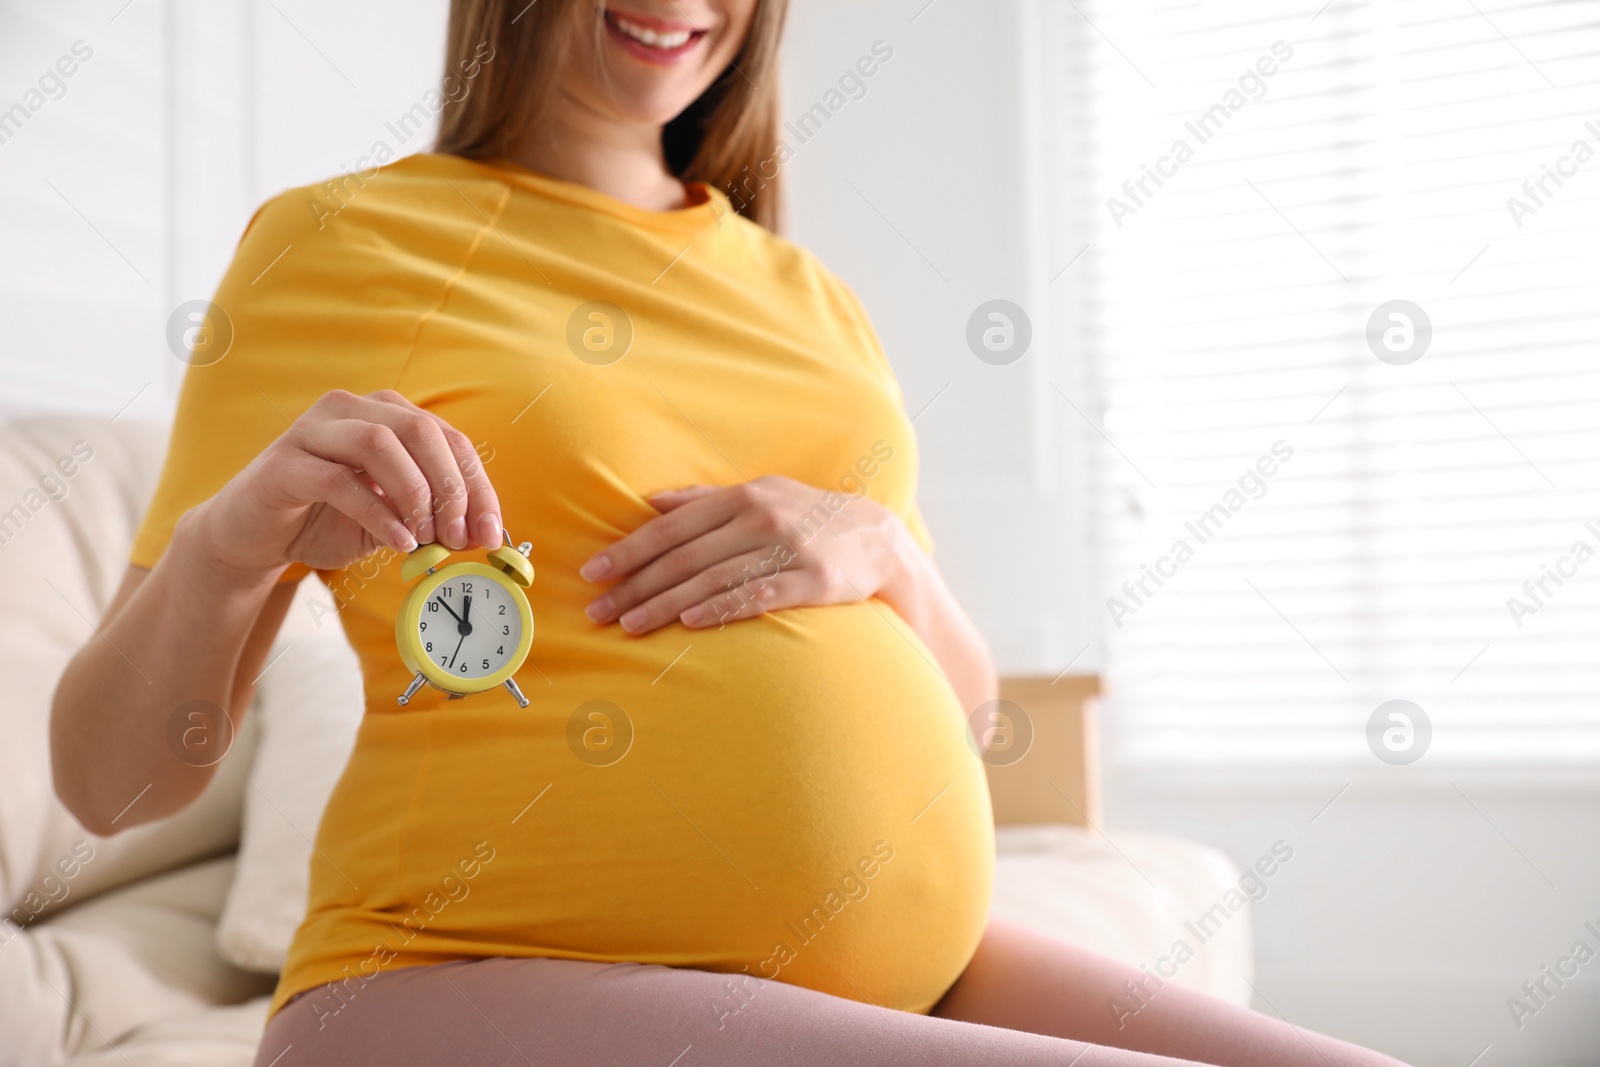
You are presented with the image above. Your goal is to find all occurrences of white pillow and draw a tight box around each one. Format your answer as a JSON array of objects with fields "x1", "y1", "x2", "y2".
[{"x1": 215, "y1": 578, "x2": 364, "y2": 973}]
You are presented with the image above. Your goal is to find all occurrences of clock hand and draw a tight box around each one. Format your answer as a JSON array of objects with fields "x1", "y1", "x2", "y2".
[
  {"x1": 434, "y1": 596, "x2": 464, "y2": 624},
  {"x1": 447, "y1": 596, "x2": 474, "y2": 669},
  {"x1": 446, "y1": 592, "x2": 474, "y2": 671}
]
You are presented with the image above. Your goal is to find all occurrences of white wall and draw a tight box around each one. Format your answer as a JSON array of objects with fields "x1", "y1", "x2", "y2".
[
  {"x1": 782, "y1": 0, "x2": 1097, "y2": 678},
  {"x1": 1, "y1": 1, "x2": 168, "y2": 413},
  {"x1": 0, "y1": 0, "x2": 454, "y2": 420}
]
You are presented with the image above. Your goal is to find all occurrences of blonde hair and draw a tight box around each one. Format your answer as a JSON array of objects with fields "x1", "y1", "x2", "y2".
[{"x1": 435, "y1": 0, "x2": 789, "y2": 230}]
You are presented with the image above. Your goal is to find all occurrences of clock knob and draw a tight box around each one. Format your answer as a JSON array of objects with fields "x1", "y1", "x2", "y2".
[{"x1": 399, "y1": 543, "x2": 452, "y2": 582}]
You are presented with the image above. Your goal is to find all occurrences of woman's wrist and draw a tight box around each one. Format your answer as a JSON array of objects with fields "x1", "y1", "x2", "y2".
[
  {"x1": 873, "y1": 510, "x2": 931, "y2": 627},
  {"x1": 172, "y1": 498, "x2": 290, "y2": 595}
]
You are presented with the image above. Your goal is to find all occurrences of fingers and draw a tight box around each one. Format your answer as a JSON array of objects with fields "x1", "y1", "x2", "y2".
[
  {"x1": 307, "y1": 390, "x2": 499, "y2": 550},
  {"x1": 347, "y1": 401, "x2": 462, "y2": 545},
  {"x1": 300, "y1": 418, "x2": 437, "y2": 543},
  {"x1": 352, "y1": 391, "x2": 489, "y2": 549},
  {"x1": 289, "y1": 454, "x2": 417, "y2": 553},
  {"x1": 580, "y1": 485, "x2": 747, "y2": 582},
  {"x1": 646, "y1": 485, "x2": 720, "y2": 513},
  {"x1": 681, "y1": 571, "x2": 803, "y2": 630},
  {"x1": 598, "y1": 547, "x2": 795, "y2": 635},
  {"x1": 585, "y1": 522, "x2": 756, "y2": 625},
  {"x1": 443, "y1": 424, "x2": 502, "y2": 549}
]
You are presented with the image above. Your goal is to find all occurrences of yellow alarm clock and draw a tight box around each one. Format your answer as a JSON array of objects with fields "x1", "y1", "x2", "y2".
[{"x1": 395, "y1": 532, "x2": 534, "y2": 709}]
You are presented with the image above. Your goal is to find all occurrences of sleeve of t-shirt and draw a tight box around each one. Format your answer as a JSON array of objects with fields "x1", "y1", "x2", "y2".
[
  {"x1": 820, "y1": 270, "x2": 938, "y2": 556},
  {"x1": 128, "y1": 183, "x2": 441, "y2": 579}
]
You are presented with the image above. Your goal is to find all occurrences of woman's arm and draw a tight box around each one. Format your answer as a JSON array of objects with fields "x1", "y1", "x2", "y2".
[
  {"x1": 50, "y1": 389, "x2": 502, "y2": 835},
  {"x1": 50, "y1": 522, "x2": 299, "y2": 835},
  {"x1": 577, "y1": 476, "x2": 999, "y2": 715},
  {"x1": 874, "y1": 522, "x2": 998, "y2": 716}
]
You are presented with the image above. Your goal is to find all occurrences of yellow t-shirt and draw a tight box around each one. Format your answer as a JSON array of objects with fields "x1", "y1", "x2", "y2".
[{"x1": 131, "y1": 152, "x2": 994, "y2": 1019}]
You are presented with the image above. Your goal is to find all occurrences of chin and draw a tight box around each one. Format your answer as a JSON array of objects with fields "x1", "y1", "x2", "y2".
[
  {"x1": 604, "y1": 88, "x2": 705, "y2": 127},
  {"x1": 578, "y1": 62, "x2": 713, "y2": 127}
]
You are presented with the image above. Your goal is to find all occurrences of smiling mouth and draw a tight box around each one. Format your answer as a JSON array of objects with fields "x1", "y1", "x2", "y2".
[{"x1": 603, "y1": 8, "x2": 708, "y2": 64}]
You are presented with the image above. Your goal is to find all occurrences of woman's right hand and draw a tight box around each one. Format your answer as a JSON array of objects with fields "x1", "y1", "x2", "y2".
[{"x1": 191, "y1": 389, "x2": 503, "y2": 575}]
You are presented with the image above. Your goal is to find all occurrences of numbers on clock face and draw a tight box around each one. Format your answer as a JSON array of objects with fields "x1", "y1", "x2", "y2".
[{"x1": 418, "y1": 574, "x2": 521, "y2": 680}]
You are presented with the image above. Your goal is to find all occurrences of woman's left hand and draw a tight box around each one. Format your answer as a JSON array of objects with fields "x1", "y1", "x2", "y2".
[{"x1": 579, "y1": 475, "x2": 912, "y2": 635}]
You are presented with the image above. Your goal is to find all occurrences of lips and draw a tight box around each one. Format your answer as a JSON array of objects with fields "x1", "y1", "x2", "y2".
[{"x1": 603, "y1": 8, "x2": 708, "y2": 65}]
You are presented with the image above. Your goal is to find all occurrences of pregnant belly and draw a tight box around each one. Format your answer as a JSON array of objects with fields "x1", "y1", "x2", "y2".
[{"x1": 309, "y1": 600, "x2": 995, "y2": 1014}]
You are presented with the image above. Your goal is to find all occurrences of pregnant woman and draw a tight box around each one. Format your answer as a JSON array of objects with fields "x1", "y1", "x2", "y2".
[{"x1": 51, "y1": 2, "x2": 1407, "y2": 1064}]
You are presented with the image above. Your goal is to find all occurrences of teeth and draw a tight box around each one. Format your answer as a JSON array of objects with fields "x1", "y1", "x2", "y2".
[{"x1": 613, "y1": 15, "x2": 692, "y2": 50}]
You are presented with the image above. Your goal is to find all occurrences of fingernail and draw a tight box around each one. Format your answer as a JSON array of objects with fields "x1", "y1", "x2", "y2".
[
  {"x1": 417, "y1": 516, "x2": 435, "y2": 544},
  {"x1": 445, "y1": 517, "x2": 467, "y2": 549},
  {"x1": 585, "y1": 596, "x2": 613, "y2": 623},
  {"x1": 619, "y1": 608, "x2": 647, "y2": 634},
  {"x1": 579, "y1": 556, "x2": 611, "y2": 582},
  {"x1": 480, "y1": 513, "x2": 501, "y2": 546},
  {"x1": 679, "y1": 606, "x2": 705, "y2": 628},
  {"x1": 394, "y1": 525, "x2": 418, "y2": 552}
]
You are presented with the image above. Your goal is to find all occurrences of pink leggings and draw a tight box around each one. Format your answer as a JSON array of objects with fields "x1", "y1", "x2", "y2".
[{"x1": 254, "y1": 953, "x2": 1387, "y2": 1067}]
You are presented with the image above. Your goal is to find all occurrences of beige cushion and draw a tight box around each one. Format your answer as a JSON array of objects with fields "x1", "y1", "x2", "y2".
[
  {"x1": 992, "y1": 824, "x2": 1252, "y2": 1007},
  {"x1": 0, "y1": 417, "x2": 256, "y2": 926},
  {"x1": 0, "y1": 855, "x2": 272, "y2": 1067},
  {"x1": 63, "y1": 1003, "x2": 270, "y2": 1067}
]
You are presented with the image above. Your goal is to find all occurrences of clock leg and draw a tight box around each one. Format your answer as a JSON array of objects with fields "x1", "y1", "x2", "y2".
[
  {"x1": 504, "y1": 677, "x2": 530, "y2": 709},
  {"x1": 397, "y1": 671, "x2": 427, "y2": 706}
]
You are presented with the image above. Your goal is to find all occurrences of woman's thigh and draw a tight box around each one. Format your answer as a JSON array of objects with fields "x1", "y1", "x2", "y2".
[
  {"x1": 256, "y1": 956, "x2": 1218, "y2": 1067},
  {"x1": 933, "y1": 919, "x2": 1410, "y2": 1067}
]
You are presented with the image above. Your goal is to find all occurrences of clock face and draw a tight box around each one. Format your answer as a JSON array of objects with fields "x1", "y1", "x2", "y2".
[{"x1": 418, "y1": 572, "x2": 524, "y2": 681}]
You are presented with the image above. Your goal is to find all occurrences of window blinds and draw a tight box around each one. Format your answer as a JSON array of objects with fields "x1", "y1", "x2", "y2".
[{"x1": 1053, "y1": 0, "x2": 1600, "y2": 764}]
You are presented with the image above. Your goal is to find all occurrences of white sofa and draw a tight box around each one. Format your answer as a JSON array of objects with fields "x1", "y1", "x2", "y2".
[{"x1": 0, "y1": 415, "x2": 1251, "y2": 1065}]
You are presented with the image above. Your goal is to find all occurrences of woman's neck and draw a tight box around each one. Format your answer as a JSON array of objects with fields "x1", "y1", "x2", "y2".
[{"x1": 506, "y1": 95, "x2": 687, "y2": 212}]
